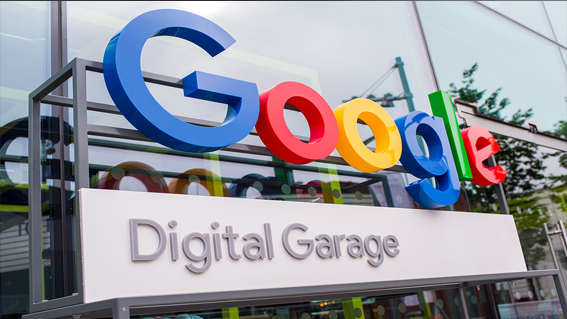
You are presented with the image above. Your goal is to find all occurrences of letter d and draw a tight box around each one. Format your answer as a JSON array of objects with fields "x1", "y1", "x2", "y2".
[{"x1": 130, "y1": 219, "x2": 167, "y2": 261}]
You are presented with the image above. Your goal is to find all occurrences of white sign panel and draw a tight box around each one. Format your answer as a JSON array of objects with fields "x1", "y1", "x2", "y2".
[{"x1": 79, "y1": 189, "x2": 526, "y2": 303}]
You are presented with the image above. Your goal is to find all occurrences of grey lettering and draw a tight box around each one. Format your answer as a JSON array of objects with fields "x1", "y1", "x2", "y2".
[
  {"x1": 222, "y1": 226, "x2": 241, "y2": 260},
  {"x1": 347, "y1": 234, "x2": 365, "y2": 258},
  {"x1": 170, "y1": 232, "x2": 179, "y2": 261},
  {"x1": 315, "y1": 234, "x2": 335, "y2": 258},
  {"x1": 282, "y1": 223, "x2": 314, "y2": 259},
  {"x1": 333, "y1": 234, "x2": 346, "y2": 257},
  {"x1": 182, "y1": 232, "x2": 212, "y2": 273},
  {"x1": 364, "y1": 235, "x2": 384, "y2": 267},
  {"x1": 242, "y1": 233, "x2": 267, "y2": 260},
  {"x1": 384, "y1": 235, "x2": 400, "y2": 257},
  {"x1": 129, "y1": 218, "x2": 166, "y2": 261},
  {"x1": 213, "y1": 233, "x2": 222, "y2": 260},
  {"x1": 264, "y1": 223, "x2": 275, "y2": 259}
]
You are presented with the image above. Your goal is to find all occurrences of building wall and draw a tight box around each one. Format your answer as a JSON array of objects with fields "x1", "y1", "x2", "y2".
[{"x1": 0, "y1": 1, "x2": 566, "y2": 317}]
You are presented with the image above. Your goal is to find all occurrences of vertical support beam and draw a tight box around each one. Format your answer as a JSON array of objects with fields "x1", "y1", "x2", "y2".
[
  {"x1": 553, "y1": 273, "x2": 567, "y2": 317},
  {"x1": 411, "y1": 2, "x2": 440, "y2": 91},
  {"x1": 50, "y1": 0, "x2": 71, "y2": 298},
  {"x1": 458, "y1": 287, "x2": 471, "y2": 319},
  {"x1": 50, "y1": 1, "x2": 68, "y2": 77},
  {"x1": 418, "y1": 291, "x2": 432, "y2": 317},
  {"x1": 461, "y1": 182, "x2": 473, "y2": 212},
  {"x1": 380, "y1": 176, "x2": 395, "y2": 208},
  {"x1": 222, "y1": 307, "x2": 240, "y2": 319},
  {"x1": 327, "y1": 165, "x2": 343, "y2": 205},
  {"x1": 113, "y1": 300, "x2": 130, "y2": 319},
  {"x1": 545, "y1": 224, "x2": 563, "y2": 272},
  {"x1": 29, "y1": 96, "x2": 44, "y2": 308},
  {"x1": 273, "y1": 157, "x2": 296, "y2": 201},
  {"x1": 72, "y1": 59, "x2": 88, "y2": 298},
  {"x1": 395, "y1": 56, "x2": 430, "y2": 168},
  {"x1": 559, "y1": 220, "x2": 567, "y2": 260},
  {"x1": 318, "y1": 165, "x2": 343, "y2": 204},
  {"x1": 544, "y1": 223, "x2": 567, "y2": 297},
  {"x1": 342, "y1": 297, "x2": 365, "y2": 319},
  {"x1": 205, "y1": 152, "x2": 225, "y2": 197},
  {"x1": 487, "y1": 156, "x2": 509, "y2": 215},
  {"x1": 72, "y1": 59, "x2": 89, "y2": 191},
  {"x1": 395, "y1": 57, "x2": 415, "y2": 113}
]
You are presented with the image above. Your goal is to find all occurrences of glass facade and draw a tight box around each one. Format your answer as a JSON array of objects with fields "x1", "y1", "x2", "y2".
[{"x1": 1, "y1": 1, "x2": 566, "y2": 318}]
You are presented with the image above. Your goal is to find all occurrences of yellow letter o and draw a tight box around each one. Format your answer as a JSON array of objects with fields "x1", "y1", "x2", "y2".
[{"x1": 333, "y1": 98, "x2": 402, "y2": 173}]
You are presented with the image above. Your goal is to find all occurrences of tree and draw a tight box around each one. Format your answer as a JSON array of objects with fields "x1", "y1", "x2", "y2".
[{"x1": 449, "y1": 64, "x2": 550, "y2": 267}]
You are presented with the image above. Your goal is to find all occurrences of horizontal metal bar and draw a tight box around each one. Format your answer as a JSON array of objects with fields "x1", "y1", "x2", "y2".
[
  {"x1": 85, "y1": 60, "x2": 184, "y2": 89},
  {"x1": 455, "y1": 100, "x2": 567, "y2": 152},
  {"x1": 86, "y1": 125, "x2": 408, "y2": 173},
  {"x1": 30, "y1": 293, "x2": 84, "y2": 314},
  {"x1": 84, "y1": 60, "x2": 374, "y2": 127},
  {"x1": 22, "y1": 270, "x2": 560, "y2": 319},
  {"x1": 121, "y1": 270, "x2": 560, "y2": 311},
  {"x1": 40, "y1": 95, "x2": 313, "y2": 141},
  {"x1": 23, "y1": 298, "x2": 116, "y2": 319},
  {"x1": 42, "y1": 94, "x2": 121, "y2": 115},
  {"x1": 30, "y1": 59, "x2": 75, "y2": 101},
  {"x1": 88, "y1": 138, "x2": 406, "y2": 178},
  {"x1": 126, "y1": 283, "x2": 462, "y2": 317}
]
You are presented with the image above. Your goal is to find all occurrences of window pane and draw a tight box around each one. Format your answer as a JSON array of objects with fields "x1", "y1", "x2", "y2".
[
  {"x1": 543, "y1": 1, "x2": 567, "y2": 47},
  {"x1": 0, "y1": 1, "x2": 50, "y2": 315},
  {"x1": 67, "y1": 1, "x2": 448, "y2": 211},
  {"x1": 417, "y1": 1, "x2": 567, "y2": 133},
  {"x1": 478, "y1": 1, "x2": 555, "y2": 40}
]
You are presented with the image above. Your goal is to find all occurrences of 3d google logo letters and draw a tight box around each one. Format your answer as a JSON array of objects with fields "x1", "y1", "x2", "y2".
[{"x1": 103, "y1": 9, "x2": 506, "y2": 209}]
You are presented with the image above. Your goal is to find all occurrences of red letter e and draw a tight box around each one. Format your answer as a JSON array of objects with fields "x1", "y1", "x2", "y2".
[{"x1": 461, "y1": 126, "x2": 507, "y2": 187}]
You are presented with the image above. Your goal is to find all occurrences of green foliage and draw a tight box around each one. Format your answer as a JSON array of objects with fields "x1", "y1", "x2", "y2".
[
  {"x1": 551, "y1": 120, "x2": 567, "y2": 138},
  {"x1": 450, "y1": 63, "x2": 552, "y2": 267},
  {"x1": 510, "y1": 108, "x2": 533, "y2": 125},
  {"x1": 449, "y1": 63, "x2": 514, "y2": 119}
]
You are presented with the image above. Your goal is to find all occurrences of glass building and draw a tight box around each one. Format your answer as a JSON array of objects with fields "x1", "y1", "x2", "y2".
[{"x1": 1, "y1": 1, "x2": 566, "y2": 319}]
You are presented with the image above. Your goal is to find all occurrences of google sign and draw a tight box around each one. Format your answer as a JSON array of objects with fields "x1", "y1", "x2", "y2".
[{"x1": 103, "y1": 9, "x2": 506, "y2": 209}]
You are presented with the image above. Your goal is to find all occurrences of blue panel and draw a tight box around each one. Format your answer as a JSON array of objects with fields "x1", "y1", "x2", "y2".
[
  {"x1": 103, "y1": 9, "x2": 259, "y2": 153},
  {"x1": 395, "y1": 111, "x2": 460, "y2": 209}
]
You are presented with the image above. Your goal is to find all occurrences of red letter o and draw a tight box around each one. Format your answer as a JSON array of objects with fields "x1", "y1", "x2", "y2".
[{"x1": 256, "y1": 82, "x2": 338, "y2": 164}]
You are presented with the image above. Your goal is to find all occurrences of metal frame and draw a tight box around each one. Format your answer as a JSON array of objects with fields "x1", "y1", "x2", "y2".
[
  {"x1": 21, "y1": 270, "x2": 567, "y2": 319},
  {"x1": 27, "y1": 56, "x2": 567, "y2": 319},
  {"x1": 26, "y1": 57, "x2": 408, "y2": 314},
  {"x1": 28, "y1": 58, "x2": 89, "y2": 313},
  {"x1": 545, "y1": 221, "x2": 567, "y2": 284}
]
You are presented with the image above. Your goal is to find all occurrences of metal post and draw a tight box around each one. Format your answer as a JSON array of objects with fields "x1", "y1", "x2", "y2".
[
  {"x1": 411, "y1": 2, "x2": 440, "y2": 91},
  {"x1": 545, "y1": 223, "x2": 567, "y2": 289},
  {"x1": 553, "y1": 274, "x2": 567, "y2": 316},
  {"x1": 395, "y1": 57, "x2": 416, "y2": 113},
  {"x1": 487, "y1": 156, "x2": 510, "y2": 215},
  {"x1": 28, "y1": 94, "x2": 44, "y2": 309},
  {"x1": 50, "y1": 0, "x2": 71, "y2": 297},
  {"x1": 72, "y1": 59, "x2": 89, "y2": 299},
  {"x1": 558, "y1": 221, "x2": 567, "y2": 259},
  {"x1": 458, "y1": 287, "x2": 471, "y2": 319},
  {"x1": 395, "y1": 56, "x2": 430, "y2": 167},
  {"x1": 113, "y1": 300, "x2": 130, "y2": 319},
  {"x1": 272, "y1": 157, "x2": 296, "y2": 201},
  {"x1": 380, "y1": 176, "x2": 395, "y2": 208}
]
